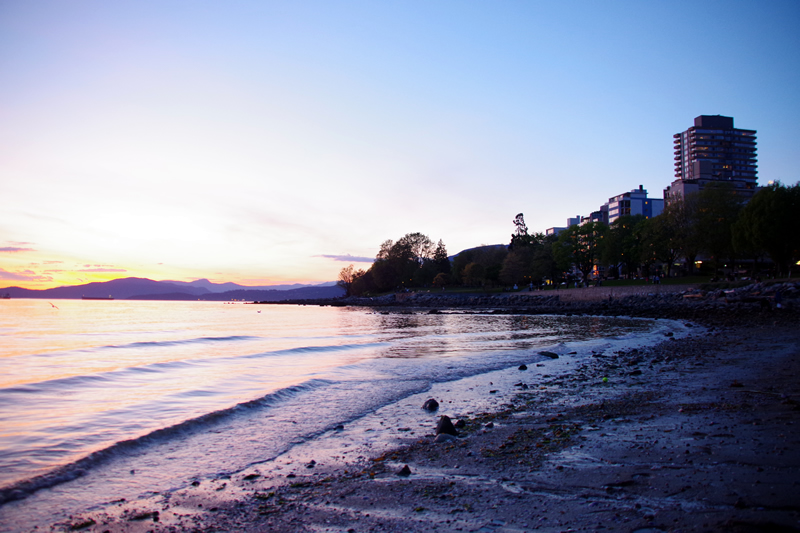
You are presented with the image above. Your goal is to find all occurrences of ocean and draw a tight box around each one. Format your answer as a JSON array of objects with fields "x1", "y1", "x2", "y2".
[{"x1": 0, "y1": 299, "x2": 681, "y2": 530}]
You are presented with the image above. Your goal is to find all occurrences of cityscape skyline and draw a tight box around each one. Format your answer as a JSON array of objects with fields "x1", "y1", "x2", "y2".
[{"x1": 2, "y1": 1, "x2": 799, "y2": 290}]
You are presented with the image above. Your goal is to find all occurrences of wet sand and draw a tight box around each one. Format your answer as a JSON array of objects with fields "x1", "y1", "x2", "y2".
[{"x1": 43, "y1": 312, "x2": 800, "y2": 532}]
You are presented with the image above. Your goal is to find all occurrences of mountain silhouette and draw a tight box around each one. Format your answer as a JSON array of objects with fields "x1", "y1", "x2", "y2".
[{"x1": 0, "y1": 277, "x2": 343, "y2": 301}]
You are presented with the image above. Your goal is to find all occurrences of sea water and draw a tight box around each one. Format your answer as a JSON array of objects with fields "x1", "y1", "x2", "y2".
[{"x1": 0, "y1": 299, "x2": 680, "y2": 529}]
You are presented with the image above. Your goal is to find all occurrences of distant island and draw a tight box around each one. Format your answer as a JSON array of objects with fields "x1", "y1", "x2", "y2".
[{"x1": 0, "y1": 277, "x2": 344, "y2": 302}]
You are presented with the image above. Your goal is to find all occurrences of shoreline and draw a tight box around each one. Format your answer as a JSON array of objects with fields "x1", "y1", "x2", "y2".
[{"x1": 11, "y1": 304, "x2": 800, "y2": 532}]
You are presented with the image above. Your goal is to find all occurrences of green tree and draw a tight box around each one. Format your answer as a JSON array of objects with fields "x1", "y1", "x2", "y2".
[
  {"x1": 462, "y1": 262, "x2": 486, "y2": 287},
  {"x1": 432, "y1": 272, "x2": 451, "y2": 288},
  {"x1": 660, "y1": 193, "x2": 702, "y2": 274},
  {"x1": 638, "y1": 215, "x2": 681, "y2": 278},
  {"x1": 452, "y1": 246, "x2": 507, "y2": 286},
  {"x1": 692, "y1": 183, "x2": 744, "y2": 274},
  {"x1": 554, "y1": 222, "x2": 607, "y2": 281},
  {"x1": 530, "y1": 235, "x2": 560, "y2": 286},
  {"x1": 733, "y1": 182, "x2": 800, "y2": 277},
  {"x1": 499, "y1": 250, "x2": 531, "y2": 286},
  {"x1": 602, "y1": 215, "x2": 645, "y2": 279}
]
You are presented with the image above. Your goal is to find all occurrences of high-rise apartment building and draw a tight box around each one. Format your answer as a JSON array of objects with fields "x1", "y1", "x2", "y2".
[{"x1": 664, "y1": 115, "x2": 757, "y2": 202}]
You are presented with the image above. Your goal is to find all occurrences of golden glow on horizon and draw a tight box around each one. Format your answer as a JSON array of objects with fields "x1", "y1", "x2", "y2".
[{"x1": 0, "y1": 248, "x2": 338, "y2": 290}]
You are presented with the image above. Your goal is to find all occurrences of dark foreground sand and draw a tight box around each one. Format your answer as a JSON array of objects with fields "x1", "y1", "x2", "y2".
[{"x1": 51, "y1": 311, "x2": 800, "y2": 533}]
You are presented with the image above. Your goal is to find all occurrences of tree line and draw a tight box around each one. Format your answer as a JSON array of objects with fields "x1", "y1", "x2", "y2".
[
  {"x1": 339, "y1": 182, "x2": 799, "y2": 296},
  {"x1": 337, "y1": 233, "x2": 451, "y2": 296}
]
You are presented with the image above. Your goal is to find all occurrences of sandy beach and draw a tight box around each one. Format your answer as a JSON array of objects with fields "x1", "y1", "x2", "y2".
[{"x1": 39, "y1": 306, "x2": 800, "y2": 533}]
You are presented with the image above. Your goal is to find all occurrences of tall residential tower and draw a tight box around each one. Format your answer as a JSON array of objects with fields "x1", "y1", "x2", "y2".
[{"x1": 664, "y1": 115, "x2": 757, "y2": 202}]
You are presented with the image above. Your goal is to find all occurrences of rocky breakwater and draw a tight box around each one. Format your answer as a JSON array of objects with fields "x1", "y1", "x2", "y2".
[{"x1": 272, "y1": 280, "x2": 799, "y2": 326}]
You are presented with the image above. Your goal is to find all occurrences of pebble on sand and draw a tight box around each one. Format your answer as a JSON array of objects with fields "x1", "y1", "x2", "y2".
[
  {"x1": 422, "y1": 398, "x2": 440, "y2": 411},
  {"x1": 436, "y1": 415, "x2": 458, "y2": 436}
]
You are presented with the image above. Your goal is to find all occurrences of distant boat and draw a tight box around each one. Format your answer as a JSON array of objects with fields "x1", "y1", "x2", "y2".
[{"x1": 82, "y1": 296, "x2": 114, "y2": 300}]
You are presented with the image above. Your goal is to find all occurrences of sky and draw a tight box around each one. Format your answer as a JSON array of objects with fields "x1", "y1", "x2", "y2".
[{"x1": 1, "y1": 0, "x2": 799, "y2": 289}]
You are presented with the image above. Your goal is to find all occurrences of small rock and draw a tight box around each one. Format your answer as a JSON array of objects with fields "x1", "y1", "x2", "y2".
[
  {"x1": 434, "y1": 433, "x2": 457, "y2": 443},
  {"x1": 485, "y1": 422, "x2": 494, "y2": 429},
  {"x1": 539, "y1": 351, "x2": 559, "y2": 359},
  {"x1": 397, "y1": 464, "x2": 412, "y2": 477},
  {"x1": 422, "y1": 398, "x2": 440, "y2": 411},
  {"x1": 518, "y1": 364, "x2": 528, "y2": 370},
  {"x1": 436, "y1": 415, "x2": 458, "y2": 436},
  {"x1": 306, "y1": 460, "x2": 316, "y2": 468}
]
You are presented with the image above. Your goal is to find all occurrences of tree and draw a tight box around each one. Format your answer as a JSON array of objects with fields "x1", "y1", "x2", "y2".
[
  {"x1": 432, "y1": 239, "x2": 451, "y2": 275},
  {"x1": 509, "y1": 213, "x2": 534, "y2": 249},
  {"x1": 660, "y1": 193, "x2": 702, "y2": 274},
  {"x1": 462, "y1": 262, "x2": 486, "y2": 287},
  {"x1": 349, "y1": 268, "x2": 373, "y2": 296},
  {"x1": 554, "y1": 222, "x2": 607, "y2": 281},
  {"x1": 432, "y1": 272, "x2": 451, "y2": 288},
  {"x1": 639, "y1": 215, "x2": 681, "y2": 278},
  {"x1": 396, "y1": 232, "x2": 434, "y2": 265},
  {"x1": 337, "y1": 265, "x2": 356, "y2": 297},
  {"x1": 530, "y1": 235, "x2": 560, "y2": 286},
  {"x1": 691, "y1": 183, "x2": 744, "y2": 274},
  {"x1": 452, "y1": 246, "x2": 507, "y2": 286},
  {"x1": 499, "y1": 250, "x2": 530, "y2": 286},
  {"x1": 733, "y1": 181, "x2": 800, "y2": 277},
  {"x1": 368, "y1": 233, "x2": 447, "y2": 291},
  {"x1": 602, "y1": 215, "x2": 645, "y2": 279}
]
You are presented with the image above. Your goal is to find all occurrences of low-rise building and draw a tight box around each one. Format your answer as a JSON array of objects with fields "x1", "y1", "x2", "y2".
[
  {"x1": 606, "y1": 185, "x2": 663, "y2": 224},
  {"x1": 545, "y1": 215, "x2": 581, "y2": 236}
]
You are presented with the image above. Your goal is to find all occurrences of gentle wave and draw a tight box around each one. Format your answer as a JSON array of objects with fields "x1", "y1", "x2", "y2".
[
  {"x1": 236, "y1": 341, "x2": 388, "y2": 360},
  {"x1": 28, "y1": 335, "x2": 262, "y2": 358},
  {"x1": 1, "y1": 342, "x2": 386, "y2": 395},
  {"x1": 0, "y1": 378, "x2": 335, "y2": 505}
]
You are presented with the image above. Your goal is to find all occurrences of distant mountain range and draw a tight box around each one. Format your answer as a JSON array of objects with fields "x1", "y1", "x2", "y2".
[
  {"x1": 0, "y1": 277, "x2": 344, "y2": 301},
  {"x1": 159, "y1": 278, "x2": 337, "y2": 293}
]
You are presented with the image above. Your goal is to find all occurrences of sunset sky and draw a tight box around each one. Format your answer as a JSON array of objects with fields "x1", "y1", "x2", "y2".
[{"x1": 2, "y1": 1, "x2": 799, "y2": 289}]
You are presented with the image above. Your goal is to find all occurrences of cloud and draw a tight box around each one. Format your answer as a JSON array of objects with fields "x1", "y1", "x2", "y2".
[
  {"x1": 78, "y1": 268, "x2": 128, "y2": 273},
  {"x1": 317, "y1": 254, "x2": 374, "y2": 263},
  {"x1": 0, "y1": 247, "x2": 35, "y2": 252},
  {"x1": 0, "y1": 268, "x2": 41, "y2": 281}
]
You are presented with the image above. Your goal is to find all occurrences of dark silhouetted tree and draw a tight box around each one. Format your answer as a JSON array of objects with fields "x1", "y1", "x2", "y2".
[
  {"x1": 602, "y1": 215, "x2": 645, "y2": 279},
  {"x1": 733, "y1": 181, "x2": 800, "y2": 277},
  {"x1": 554, "y1": 222, "x2": 607, "y2": 281},
  {"x1": 337, "y1": 264, "x2": 356, "y2": 296},
  {"x1": 691, "y1": 183, "x2": 744, "y2": 274}
]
